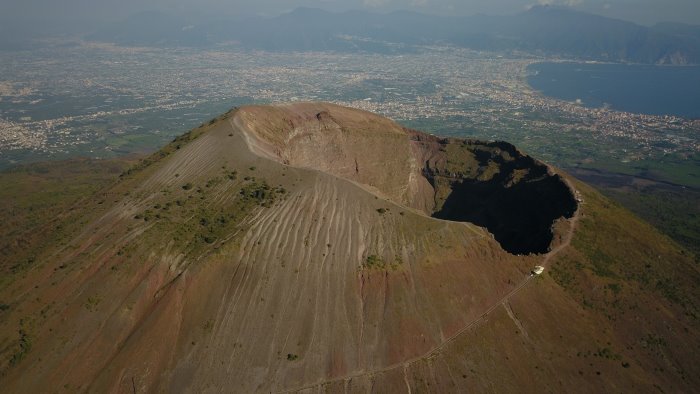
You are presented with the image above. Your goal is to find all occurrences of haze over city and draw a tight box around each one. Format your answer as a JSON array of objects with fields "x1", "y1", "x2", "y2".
[{"x1": 0, "y1": 0, "x2": 699, "y2": 392}]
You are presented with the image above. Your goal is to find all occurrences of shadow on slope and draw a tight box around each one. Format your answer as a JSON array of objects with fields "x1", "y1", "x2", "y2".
[{"x1": 424, "y1": 139, "x2": 577, "y2": 255}]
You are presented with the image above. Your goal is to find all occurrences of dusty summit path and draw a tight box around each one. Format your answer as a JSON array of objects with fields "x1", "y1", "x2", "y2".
[{"x1": 277, "y1": 178, "x2": 582, "y2": 393}]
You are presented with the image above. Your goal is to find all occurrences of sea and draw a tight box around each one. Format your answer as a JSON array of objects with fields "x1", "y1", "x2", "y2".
[{"x1": 526, "y1": 62, "x2": 700, "y2": 119}]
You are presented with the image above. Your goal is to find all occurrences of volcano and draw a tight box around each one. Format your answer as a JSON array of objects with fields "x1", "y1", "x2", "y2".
[{"x1": 0, "y1": 103, "x2": 697, "y2": 393}]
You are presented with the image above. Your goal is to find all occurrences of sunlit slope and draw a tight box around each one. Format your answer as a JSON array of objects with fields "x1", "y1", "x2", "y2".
[
  {"x1": 235, "y1": 103, "x2": 436, "y2": 213},
  {"x1": 0, "y1": 105, "x2": 529, "y2": 392},
  {"x1": 0, "y1": 103, "x2": 696, "y2": 393},
  {"x1": 306, "y1": 180, "x2": 700, "y2": 393}
]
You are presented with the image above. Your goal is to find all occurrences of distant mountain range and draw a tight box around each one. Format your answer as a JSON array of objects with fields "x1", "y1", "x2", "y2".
[{"x1": 86, "y1": 6, "x2": 700, "y2": 64}]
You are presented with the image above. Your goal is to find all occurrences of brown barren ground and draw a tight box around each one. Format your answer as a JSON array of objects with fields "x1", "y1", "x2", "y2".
[{"x1": 0, "y1": 103, "x2": 697, "y2": 393}]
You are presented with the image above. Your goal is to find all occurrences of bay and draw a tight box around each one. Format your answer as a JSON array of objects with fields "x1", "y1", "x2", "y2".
[{"x1": 527, "y1": 62, "x2": 700, "y2": 119}]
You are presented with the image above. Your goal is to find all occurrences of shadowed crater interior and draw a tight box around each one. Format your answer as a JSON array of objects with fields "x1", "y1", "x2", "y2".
[{"x1": 420, "y1": 138, "x2": 577, "y2": 255}]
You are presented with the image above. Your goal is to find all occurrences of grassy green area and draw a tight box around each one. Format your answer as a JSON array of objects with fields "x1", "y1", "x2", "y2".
[
  {"x1": 574, "y1": 154, "x2": 700, "y2": 190},
  {"x1": 550, "y1": 181, "x2": 698, "y2": 321},
  {"x1": 362, "y1": 254, "x2": 404, "y2": 271},
  {"x1": 569, "y1": 166, "x2": 700, "y2": 260},
  {"x1": 597, "y1": 186, "x2": 700, "y2": 259},
  {"x1": 0, "y1": 158, "x2": 132, "y2": 280},
  {"x1": 129, "y1": 174, "x2": 288, "y2": 258}
]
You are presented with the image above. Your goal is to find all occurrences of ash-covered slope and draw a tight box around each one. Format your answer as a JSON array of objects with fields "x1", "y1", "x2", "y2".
[{"x1": 0, "y1": 103, "x2": 697, "y2": 393}]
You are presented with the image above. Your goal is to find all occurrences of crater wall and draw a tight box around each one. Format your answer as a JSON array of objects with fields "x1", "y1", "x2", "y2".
[{"x1": 410, "y1": 133, "x2": 578, "y2": 254}]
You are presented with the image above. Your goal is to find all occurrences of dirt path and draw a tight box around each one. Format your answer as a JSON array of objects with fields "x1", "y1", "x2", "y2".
[
  {"x1": 279, "y1": 181, "x2": 582, "y2": 393},
  {"x1": 541, "y1": 180, "x2": 581, "y2": 270}
]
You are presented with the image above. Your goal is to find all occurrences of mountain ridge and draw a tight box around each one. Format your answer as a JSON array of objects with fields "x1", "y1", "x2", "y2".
[{"x1": 83, "y1": 7, "x2": 700, "y2": 64}]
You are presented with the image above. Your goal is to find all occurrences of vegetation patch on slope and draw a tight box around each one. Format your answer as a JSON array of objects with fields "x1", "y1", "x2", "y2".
[
  {"x1": 0, "y1": 159, "x2": 131, "y2": 285},
  {"x1": 596, "y1": 184, "x2": 700, "y2": 260},
  {"x1": 130, "y1": 170, "x2": 287, "y2": 259}
]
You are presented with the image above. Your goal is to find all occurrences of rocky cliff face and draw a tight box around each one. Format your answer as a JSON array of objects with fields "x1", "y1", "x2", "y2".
[
  {"x1": 407, "y1": 133, "x2": 577, "y2": 254},
  {"x1": 235, "y1": 103, "x2": 436, "y2": 214}
]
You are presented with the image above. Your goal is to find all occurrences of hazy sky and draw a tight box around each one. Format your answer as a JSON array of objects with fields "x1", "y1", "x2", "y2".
[{"x1": 1, "y1": 0, "x2": 699, "y2": 27}]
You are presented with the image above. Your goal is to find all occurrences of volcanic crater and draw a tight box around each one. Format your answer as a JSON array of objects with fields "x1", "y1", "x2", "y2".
[
  {"x1": 417, "y1": 137, "x2": 578, "y2": 254},
  {"x1": 240, "y1": 104, "x2": 578, "y2": 255}
]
